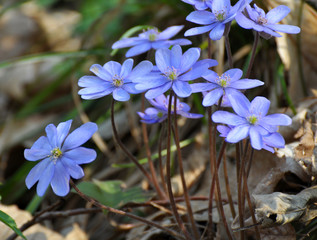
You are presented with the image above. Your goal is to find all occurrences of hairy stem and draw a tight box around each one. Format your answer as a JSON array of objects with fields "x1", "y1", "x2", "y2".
[
  {"x1": 246, "y1": 32, "x2": 259, "y2": 78},
  {"x1": 225, "y1": 34, "x2": 233, "y2": 69},
  {"x1": 223, "y1": 150, "x2": 236, "y2": 219}
]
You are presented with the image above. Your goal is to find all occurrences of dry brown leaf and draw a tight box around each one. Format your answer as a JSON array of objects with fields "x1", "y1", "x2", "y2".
[
  {"x1": 264, "y1": 0, "x2": 317, "y2": 102},
  {"x1": 259, "y1": 224, "x2": 296, "y2": 240}
]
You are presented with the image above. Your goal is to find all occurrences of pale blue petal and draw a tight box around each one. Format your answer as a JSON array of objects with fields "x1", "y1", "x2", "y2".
[
  {"x1": 180, "y1": 47, "x2": 200, "y2": 73},
  {"x1": 184, "y1": 24, "x2": 215, "y2": 36},
  {"x1": 202, "y1": 88, "x2": 223, "y2": 106},
  {"x1": 235, "y1": 12, "x2": 255, "y2": 29},
  {"x1": 36, "y1": 161, "x2": 54, "y2": 196},
  {"x1": 90, "y1": 64, "x2": 112, "y2": 80},
  {"x1": 203, "y1": 70, "x2": 219, "y2": 82},
  {"x1": 113, "y1": 88, "x2": 130, "y2": 101},
  {"x1": 78, "y1": 84, "x2": 115, "y2": 96},
  {"x1": 122, "y1": 83, "x2": 144, "y2": 94},
  {"x1": 266, "y1": 5, "x2": 290, "y2": 24},
  {"x1": 186, "y1": 11, "x2": 215, "y2": 24},
  {"x1": 227, "y1": 90, "x2": 250, "y2": 117},
  {"x1": 25, "y1": 158, "x2": 50, "y2": 189},
  {"x1": 168, "y1": 39, "x2": 192, "y2": 46},
  {"x1": 126, "y1": 43, "x2": 152, "y2": 57},
  {"x1": 127, "y1": 60, "x2": 153, "y2": 81},
  {"x1": 24, "y1": 149, "x2": 50, "y2": 161},
  {"x1": 50, "y1": 161, "x2": 70, "y2": 197},
  {"x1": 212, "y1": 0, "x2": 231, "y2": 15},
  {"x1": 178, "y1": 111, "x2": 203, "y2": 119},
  {"x1": 209, "y1": 23, "x2": 226, "y2": 40},
  {"x1": 157, "y1": 25, "x2": 183, "y2": 40},
  {"x1": 266, "y1": 24, "x2": 301, "y2": 34},
  {"x1": 249, "y1": 126, "x2": 263, "y2": 150},
  {"x1": 191, "y1": 83, "x2": 217, "y2": 93},
  {"x1": 225, "y1": 68, "x2": 243, "y2": 82},
  {"x1": 171, "y1": 45, "x2": 182, "y2": 69},
  {"x1": 212, "y1": 111, "x2": 247, "y2": 126},
  {"x1": 112, "y1": 37, "x2": 146, "y2": 49},
  {"x1": 145, "y1": 82, "x2": 172, "y2": 99},
  {"x1": 262, "y1": 114, "x2": 292, "y2": 126},
  {"x1": 103, "y1": 61, "x2": 121, "y2": 76},
  {"x1": 62, "y1": 122, "x2": 98, "y2": 151},
  {"x1": 230, "y1": 79, "x2": 264, "y2": 89},
  {"x1": 120, "y1": 59, "x2": 133, "y2": 79},
  {"x1": 226, "y1": 125, "x2": 250, "y2": 143},
  {"x1": 45, "y1": 124, "x2": 58, "y2": 148},
  {"x1": 78, "y1": 76, "x2": 109, "y2": 87},
  {"x1": 156, "y1": 48, "x2": 171, "y2": 73},
  {"x1": 217, "y1": 125, "x2": 231, "y2": 137},
  {"x1": 250, "y1": 96, "x2": 270, "y2": 116},
  {"x1": 179, "y1": 62, "x2": 209, "y2": 81},
  {"x1": 61, "y1": 157, "x2": 84, "y2": 179},
  {"x1": 56, "y1": 120, "x2": 72, "y2": 148},
  {"x1": 63, "y1": 147, "x2": 97, "y2": 164},
  {"x1": 172, "y1": 81, "x2": 192, "y2": 98},
  {"x1": 79, "y1": 87, "x2": 115, "y2": 100},
  {"x1": 135, "y1": 76, "x2": 168, "y2": 90},
  {"x1": 263, "y1": 132, "x2": 285, "y2": 148}
]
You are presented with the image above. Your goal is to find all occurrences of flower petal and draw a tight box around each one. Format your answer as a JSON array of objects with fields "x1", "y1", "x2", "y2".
[
  {"x1": 135, "y1": 75, "x2": 168, "y2": 90},
  {"x1": 113, "y1": 88, "x2": 130, "y2": 101},
  {"x1": 50, "y1": 161, "x2": 70, "y2": 197},
  {"x1": 127, "y1": 60, "x2": 153, "y2": 81},
  {"x1": 249, "y1": 126, "x2": 263, "y2": 150},
  {"x1": 90, "y1": 64, "x2": 112, "y2": 80},
  {"x1": 179, "y1": 62, "x2": 209, "y2": 81},
  {"x1": 56, "y1": 120, "x2": 72, "y2": 148},
  {"x1": 262, "y1": 114, "x2": 292, "y2": 126},
  {"x1": 172, "y1": 81, "x2": 192, "y2": 98},
  {"x1": 171, "y1": 45, "x2": 182, "y2": 69},
  {"x1": 202, "y1": 88, "x2": 223, "y2": 106},
  {"x1": 103, "y1": 61, "x2": 122, "y2": 77},
  {"x1": 235, "y1": 12, "x2": 256, "y2": 29},
  {"x1": 156, "y1": 48, "x2": 171, "y2": 73},
  {"x1": 212, "y1": 0, "x2": 231, "y2": 15},
  {"x1": 61, "y1": 157, "x2": 84, "y2": 179},
  {"x1": 36, "y1": 161, "x2": 55, "y2": 196},
  {"x1": 226, "y1": 125, "x2": 250, "y2": 143},
  {"x1": 184, "y1": 24, "x2": 215, "y2": 36},
  {"x1": 25, "y1": 158, "x2": 50, "y2": 189},
  {"x1": 180, "y1": 47, "x2": 200, "y2": 73},
  {"x1": 250, "y1": 96, "x2": 270, "y2": 116},
  {"x1": 227, "y1": 90, "x2": 250, "y2": 117},
  {"x1": 191, "y1": 83, "x2": 217, "y2": 93},
  {"x1": 225, "y1": 68, "x2": 243, "y2": 82},
  {"x1": 24, "y1": 136, "x2": 51, "y2": 161},
  {"x1": 112, "y1": 37, "x2": 146, "y2": 49},
  {"x1": 212, "y1": 110, "x2": 247, "y2": 126},
  {"x1": 266, "y1": 5, "x2": 290, "y2": 24},
  {"x1": 45, "y1": 124, "x2": 58, "y2": 148},
  {"x1": 229, "y1": 79, "x2": 264, "y2": 89},
  {"x1": 145, "y1": 82, "x2": 172, "y2": 99},
  {"x1": 63, "y1": 147, "x2": 97, "y2": 164},
  {"x1": 266, "y1": 24, "x2": 301, "y2": 34},
  {"x1": 126, "y1": 42, "x2": 152, "y2": 57},
  {"x1": 157, "y1": 25, "x2": 184, "y2": 40},
  {"x1": 62, "y1": 122, "x2": 98, "y2": 151},
  {"x1": 186, "y1": 11, "x2": 215, "y2": 24},
  {"x1": 78, "y1": 76, "x2": 108, "y2": 87},
  {"x1": 120, "y1": 59, "x2": 133, "y2": 79},
  {"x1": 209, "y1": 23, "x2": 226, "y2": 41}
]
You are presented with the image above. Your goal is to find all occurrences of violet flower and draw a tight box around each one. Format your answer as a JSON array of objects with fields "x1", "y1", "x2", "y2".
[
  {"x1": 191, "y1": 68, "x2": 263, "y2": 106},
  {"x1": 185, "y1": 0, "x2": 251, "y2": 40},
  {"x1": 134, "y1": 45, "x2": 217, "y2": 99},
  {"x1": 78, "y1": 59, "x2": 152, "y2": 101},
  {"x1": 212, "y1": 94, "x2": 291, "y2": 150},
  {"x1": 138, "y1": 94, "x2": 203, "y2": 124},
  {"x1": 181, "y1": 0, "x2": 213, "y2": 10},
  {"x1": 217, "y1": 125, "x2": 285, "y2": 153},
  {"x1": 112, "y1": 26, "x2": 191, "y2": 57},
  {"x1": 25, "y1": 120, "x2": 97, "y2": 196},
  {"x1": 235, "y1": 4, "x2": 301, "y2": 39}
]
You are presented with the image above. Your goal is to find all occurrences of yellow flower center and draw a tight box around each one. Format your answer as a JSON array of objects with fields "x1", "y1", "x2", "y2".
[
  {"x1": 216, "y1": 74, "x2": 230, "y2": 87},
  {"x1": 165, "y1": 67, "x2": 178, "y2": 80},
  {"x1": 247, "y1": 115, "x2": 258, "y2": 125},
  {"x1": 149, "y1": 33, "x2": 157, "y2": 41},
  {"x1": 214, "y1": 9, "x2": 227, "y2": 21},
  {"x1": 157, "y1": 112, "x2": 164, "y2": 118},
  {"x1": 112, "y1": 75, "x2": 124, "y2": 87},
  {"x1": 51, "y1": 148, "x2": 62, "y2": 163}
]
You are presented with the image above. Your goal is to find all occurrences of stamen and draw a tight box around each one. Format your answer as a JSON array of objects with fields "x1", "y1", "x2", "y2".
[
  {"x1": 257, "y1": 16, "x2": 268, "y2": 25},
  {"x1": 247, "y1": 115, "x2": 258, "y2": 125},
  {"x1": 216, "y1": 74, "x2": 231, "y2": 87},
  {"x1": 164, "y1": 67, "x2": 179, "y2": 80},
  {"x1": 50, "y1": 147, "x2": 62, "y2": 163},
  {"x1": 112, "y1": 74, "x2": 124, "y2": 87}
]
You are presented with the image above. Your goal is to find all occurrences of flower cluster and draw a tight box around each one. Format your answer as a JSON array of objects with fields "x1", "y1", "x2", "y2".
[
  {"x1": 25, "y1": 120, "x2": 97, "y2": 196},
  {"x1": 138, "y1": 94, "x2": 203, "y2": 124}
]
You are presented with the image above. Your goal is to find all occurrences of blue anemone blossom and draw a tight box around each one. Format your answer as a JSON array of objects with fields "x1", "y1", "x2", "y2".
[
  {"x1": 138, "y1": 94, "x2": 203, "y2": 124},
  {"x1": 134, "y1": 45, "x2": 217, "y2": 99},
  {"x1": 185, "y1": 0, "x2": 251, "y2": 40},
  {"x1": 235, "y1": 4, "x2": 301, "y2": 39},
  {"x1": 191, "y1": 68, "x2": 263, "y2": 106},
  {"x1": 217, "y1": 125, "x2": 286, "y2": 153},
  {"x1": 24, "y1": 120, "x2": 97, "y2": 196},
  {"x1": 212, "y1": 94, "x2": 292, "y2": 150},
  {"x1": 112, "y1": 26, "x2": 191, "y2": 57},
  {"x1": 181, "y1": 0, "x2": 213, "y2": 10},
  {"x1": 78, "y1": 59, "x2": 152, "y2": 101}
]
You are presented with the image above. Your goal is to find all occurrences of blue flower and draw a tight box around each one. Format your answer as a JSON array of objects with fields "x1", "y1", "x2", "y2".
[
  {"x1": 138, "y1": 94, "x2": 203, "y2": 124},
  {"x1": 235, "y1": 4, "x2": 301, "y2": 39},
  {"x1": 24, "y1": 120, "x2": 97, "y2": 197},
  {"x1": 78, "y1": 59, "x2": 153, "y2": 101},
  {"x1": 191, "y1": 68, "x2": 263, "y2": 106},
  {"x1": 181, "y1": 0, "x2": 213, "y2": 10},
  {"x1": 212, "y1": 94, "x2": 291, "y2": 150},
  {"x1": 134, "y1": 45, "x2": 217, "y2": 99},
  {"x1": 185, "y1": 0, "x2": 251, "y2": 40},
  {"x1": 217, "y1": 125, "x2": 285, "y2": 153},
  {"x1": 112, "y1": 26, "x2": 192, "y2": 57}
]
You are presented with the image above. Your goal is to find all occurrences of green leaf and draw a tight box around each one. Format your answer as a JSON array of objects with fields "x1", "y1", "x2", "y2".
[
  {"x1": 0, "y1": 210, "x2": 27, "y2": 240},
  {"x1": 112, "y1": 138, "x2": 193, "y2": 168},
  {"x1": 73, "y1": 180, "x2": 153, "y2": 209},
  {"x1": 110, "y1": 25, "x2": 155, "y2": 56}
]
